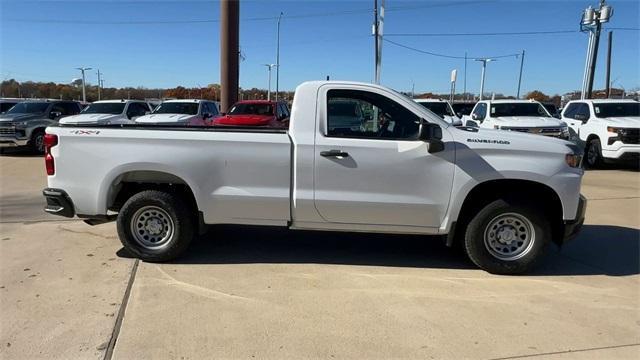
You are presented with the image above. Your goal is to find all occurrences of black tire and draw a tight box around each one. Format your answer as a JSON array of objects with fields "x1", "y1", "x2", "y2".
[
  {"x1": 117, "y1": 190, "x2": 195, "y2": 262},
  {"x1": 463, "y1": 199, "x2": 550, "y2": 275},
  {"x1": 585, "y1": 138, "x2": 604, "y2": 169},
  {"x1": 30, "y1": 129, "x2": 45, "y2": 154}
]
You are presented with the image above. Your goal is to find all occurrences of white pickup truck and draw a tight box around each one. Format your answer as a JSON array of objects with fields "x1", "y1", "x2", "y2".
[
  {"x1": 42, "y1": 81, "x2": 586, "y2": 274},
  {"x1": 561, "y1": 99, "x2": 639, "y2": 168}
]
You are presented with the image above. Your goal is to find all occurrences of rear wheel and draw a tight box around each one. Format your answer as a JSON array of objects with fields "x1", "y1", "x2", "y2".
[
  {"x1": 585, "y1": 138, "x2": 604, "y2": 168},
  {"x1": 117, "y1": 190, "x2": 194, "y2": 262},
  {"x1": 464, "y1": 199, "x2": 550, "y2": 275},
  {"x1": 30, "y1": 129, "x2": 45, "y2": 154}
]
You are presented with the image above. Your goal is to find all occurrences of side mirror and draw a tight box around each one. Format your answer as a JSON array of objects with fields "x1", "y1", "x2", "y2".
[
  {"x1": 451, "y1": 118, "x2": 463, "y2": 127},
  {"x1": 466, "y1": 120, "x2": 479, "y2": 128},
  {"x1": 418, "y1": 121, "x2": 445, "y2": 153},
  {"x1": 49, "y1": 111, "x2": 62, "y2": 120},
  {"x1": 574, "y1": 114, "x2": 588, "y2": 123}
]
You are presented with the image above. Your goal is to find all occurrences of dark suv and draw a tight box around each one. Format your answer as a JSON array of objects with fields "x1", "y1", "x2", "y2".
[{"x1": 0, "y1": 100, "x2": 82, "y2": 153}]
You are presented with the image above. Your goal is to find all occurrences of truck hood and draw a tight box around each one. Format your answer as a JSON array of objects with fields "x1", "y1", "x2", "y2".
[
  {"x1": 135, "y1": 114, "x2": 196, "y2": 123},
  {"x1": 60, "y1": 113, "x2": 132, "y2": 125},
  {"x1": 451, "y1": 126, "x2": 575, "y2": 153},
  {"x1": 494, "y1": 116, "x2": 565, "y2": 128},
  {"x1": 214, "y1": 114, "x2": 273, "y2": 126},
  {"x1": 598, "y1": 116, "x2": 640, "y2": 127},
  {"x1": 0, "y1": 113, "x2": 45, "y2": 123}
]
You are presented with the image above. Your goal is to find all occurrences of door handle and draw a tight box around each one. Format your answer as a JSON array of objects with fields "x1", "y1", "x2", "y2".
[{"x1": 320, "y1": 150, "x2": 349, "y2": 157}]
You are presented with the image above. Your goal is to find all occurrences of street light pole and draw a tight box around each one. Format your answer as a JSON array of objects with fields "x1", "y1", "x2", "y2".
[
  {"x1": 263, "y1": 64, "x2": 276, "y2": 100},
  {"x1": 275, "y1": 12, "x2": 283, "y2": 102},
  {"x1": 475, "y1": 59, "x2": 494, "y2": 101},
  {"x1": 96, "y1": 69, "x2": 102, "y2": 100},
  {"x1": 76, "y1": 67, "x2": 92, "y2": 103}
]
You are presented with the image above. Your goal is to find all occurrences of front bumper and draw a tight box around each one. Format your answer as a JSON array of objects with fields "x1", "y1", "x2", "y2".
[
  {"x1": 562, "y1": 194, "x2": 587, "y2": 243},
  {"x1": 43, "y1": 188, "x2": 75, "y2": 218},
  {"x1": 0, "y1": 125, "x2": 29, "y2": 147}
]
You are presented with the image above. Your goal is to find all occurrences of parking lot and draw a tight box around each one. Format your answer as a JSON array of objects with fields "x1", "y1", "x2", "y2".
[{"x1": 0, "y1": 152, "x2": 638, "y2": 359}]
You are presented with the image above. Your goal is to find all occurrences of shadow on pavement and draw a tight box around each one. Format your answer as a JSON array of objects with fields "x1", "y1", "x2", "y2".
[
  {"x1": 117, "y1": 224, "x2": 639, "y2": 276},
  {"x1": 0, "y1": 148, "x2": 41, "y2": 157},
  {"x1": 536, "y1": 224, "x2": 640, "y2": 276}
]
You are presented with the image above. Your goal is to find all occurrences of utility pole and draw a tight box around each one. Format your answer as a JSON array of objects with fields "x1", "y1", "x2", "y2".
[
  {"x1": 605, "y1": 31, "x2": 613, "y2": 98},
  {"x1": 463, "y1": 52, "x2": 467, "y2": 100},
  {"x1": 275, "y1": 12, "x2": 283, "y2": 102},
  {"x1": 373, "y1": 0, "x2": 385, "y2": 84},
  {"x1": 475, "y1": 59, "x2": 494, "y2": 101},
  {"x1": 76, "y1": 67, "x2": 92, "y2": 103},
  {"x1": 450, "y1": 70, "x2": 457, "y2": 103},
  {"x1": 220, "y1": 0, "x2": 240, "y2": 112},
  {"x1": 263, "y1": 64, "x2": 276, "y2": 100},
  {"x1": 96, "y1": 69, "x2": 102, "y2": 100},
  {"x1": 516, "y1": 50, "x2": 525, "y2": 99},
  {"x1": 580, "y1": 0, "x2": 613, "y2": 99}
]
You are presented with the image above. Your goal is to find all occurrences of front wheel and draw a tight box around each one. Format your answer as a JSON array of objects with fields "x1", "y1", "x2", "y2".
[
  {"x1": 30, "y1": 129, "x2": 45, "y2": 154},
  {"x1": 585, "y1": 138, "x2": 604, "y2": 169},
  {"x1": 464, "y1": 199, "x2": 550, "y2": 275},
  {"x1": 117, "y1": 190, "x2": 194, "y2": 262}
]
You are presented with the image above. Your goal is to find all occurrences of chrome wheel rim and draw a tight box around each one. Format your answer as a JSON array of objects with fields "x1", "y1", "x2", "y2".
[
  {"x1": 130, "y1": 206, "x2": 174, "y2": 250},
  {"x1": 484, "y1": 213, "x2": 535, "y2": 261}
]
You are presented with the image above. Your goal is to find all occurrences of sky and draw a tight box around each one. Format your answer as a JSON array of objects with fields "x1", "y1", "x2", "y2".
[{"x1": 1, "y1": 0, "x2": 639, "y2": 96}]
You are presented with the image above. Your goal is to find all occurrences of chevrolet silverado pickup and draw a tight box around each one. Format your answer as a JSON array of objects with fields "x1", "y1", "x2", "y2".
[
  {"x1": 561, "y1": 99, "x2": 639, "y2": 168},
  {"x1": 42, "y1": 81, "x2": 586, "y2": 274}
]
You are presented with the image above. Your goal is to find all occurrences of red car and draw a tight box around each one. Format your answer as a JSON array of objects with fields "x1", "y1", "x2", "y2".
[{"x1": 213, "y1": 100, "x2": 290, "y2": 128}]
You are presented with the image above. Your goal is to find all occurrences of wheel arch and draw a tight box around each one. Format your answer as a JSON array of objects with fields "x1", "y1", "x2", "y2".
[
  {"x1": 103, "y1": 169, "x2": 200, "y2": 217},
  {"x1": 449, "y1": 179, "x2": 564, "y2": 246}
]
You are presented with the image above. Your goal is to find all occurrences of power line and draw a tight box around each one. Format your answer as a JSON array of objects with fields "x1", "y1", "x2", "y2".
[
  {"x1": 383, "y1": 38, "x2": 520, "y2": 60},
  {"x1": 386, "y1": 30, "x2": 579, "y2": 37},
  {"x1": 5, "y1": 0, "x2": 491, "y2": 25}
]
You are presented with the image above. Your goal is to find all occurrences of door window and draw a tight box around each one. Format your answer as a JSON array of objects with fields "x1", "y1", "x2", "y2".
[
  {"x1": 575, "y1": 103, "x2": 590, "y2": 120},
  {"x1": 326, "y1": 89, "x2": 420, "y2": 140},
  {"x1": 471, "y1": 103, "x2": 487, "y2": 121},
  {"x1": 126, "y1": 103, "x2": 147, "y2": 118},
  {"x1": 563, "y1": 103, "x2": 579, "y2": 119}
]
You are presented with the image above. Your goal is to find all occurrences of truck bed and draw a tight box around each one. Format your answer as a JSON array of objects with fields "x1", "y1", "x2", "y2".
[{"x1": 46, "y1": 125, "x2": 292, "y2": 225}]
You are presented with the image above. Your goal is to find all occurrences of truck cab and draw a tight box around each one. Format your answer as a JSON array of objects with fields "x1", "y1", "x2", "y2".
[{"x1": 561, "y1": 99, "x2": 639, "y2": 167}]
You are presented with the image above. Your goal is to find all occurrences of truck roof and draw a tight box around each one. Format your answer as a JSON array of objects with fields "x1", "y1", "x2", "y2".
[
  {"x1": 414, "y1": 98, "x2": 448, "y2": 103},
  {"x1": 162, "y1": 99, "x2": 217, "y2": 103},
  {"x1": 482, "y1": 99, "x2": 542, "y2": 104},
  {"x1": 93, "y1": 99, "x2": 146, "y2": 104},
  {"x1": 581, "y1": 99, "x2": 639, "y2": 104}
]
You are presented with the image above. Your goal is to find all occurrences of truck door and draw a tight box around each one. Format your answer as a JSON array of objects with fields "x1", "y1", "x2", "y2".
[{"x1": 313, "y1": 87, "x2": 455, "y2": 229}]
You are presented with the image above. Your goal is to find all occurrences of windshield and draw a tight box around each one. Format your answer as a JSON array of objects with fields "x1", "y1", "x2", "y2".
[
  {"x1": 329, "y1": 102, "x2": 362, "y2": 117},
  {"x1": 6, "y1": 102, "x2": 49, "y2": 114},
  {"x1": 452, "y1": 103, "x2": 475, "y2": 115},
  {"x1": 491, "y1": 103, "x2": 550, "y2": 117},
  {"x1": 82, "y1": 103, "x2": 126, "y2": 114},
  {"x1": 417, "y1": 102, "x2": 453, "y2": 118},
  {"x1": 153, "y1": 102, "x2": 199, "y2": 115},
  {"x1": 593, "y1": 103, "x2": 640, "y2": 118},
  {"x1": 229, "y1": 103, "x2": 274, "y2": 116}
]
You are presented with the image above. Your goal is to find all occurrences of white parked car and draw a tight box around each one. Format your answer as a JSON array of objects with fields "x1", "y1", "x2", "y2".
[
  {"x1": 561, "y1": 99, "x2": 639, "y2": 168},
  {"x1": 468, "y1": 99, "x2": 570, "y2": 140},
  {"x1": 59, "y1": 100, "x2": 153, "y2": 125},
  {"x1": 42, "y1": 81, "x2": 586, "y2": 274},
  {"x1": 135, "y1": 99, "x2": 220, "y2": 126},
  {"x1": 414, "y1": 98, "x2": 462, "y2": 125}
]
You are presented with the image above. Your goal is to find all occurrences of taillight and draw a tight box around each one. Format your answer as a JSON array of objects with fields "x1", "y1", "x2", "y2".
[{"x1": 44, "y1": 133, "x2": 58, "y2": 176}]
